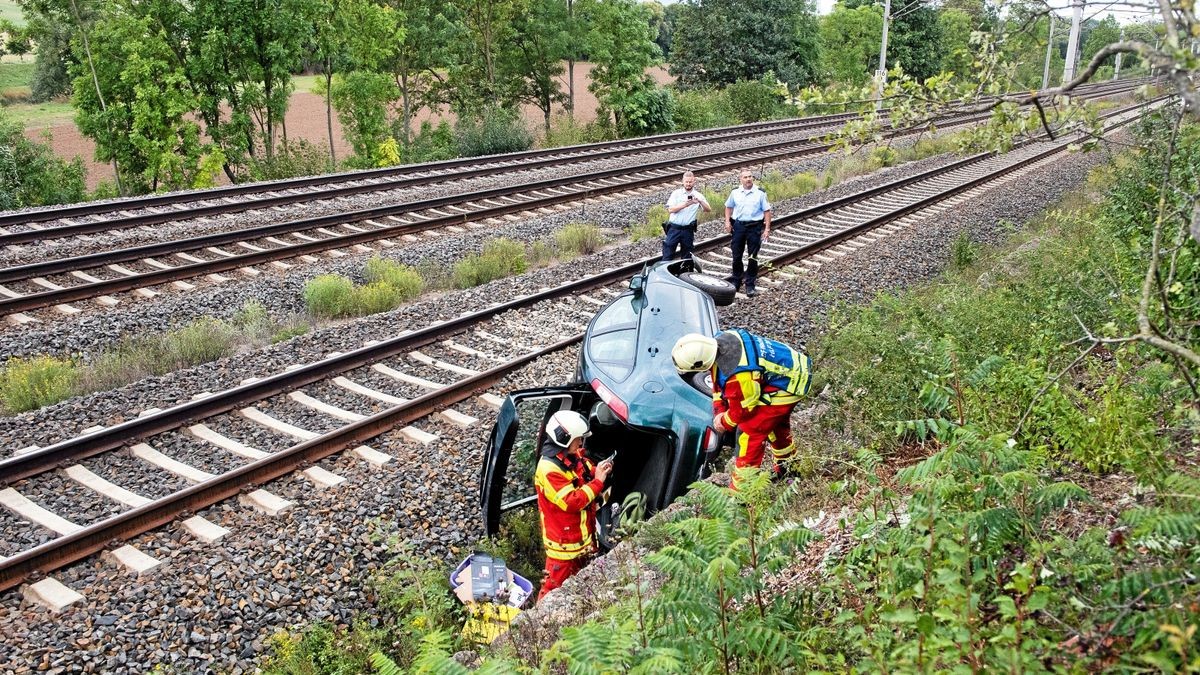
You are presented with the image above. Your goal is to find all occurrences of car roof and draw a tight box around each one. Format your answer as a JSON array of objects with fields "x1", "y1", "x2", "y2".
[{"x1": 581, "y1": 262, "x2": 718, "y2": 428}]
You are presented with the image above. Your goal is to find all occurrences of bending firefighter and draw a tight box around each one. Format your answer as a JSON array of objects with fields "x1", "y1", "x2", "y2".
[
  {"x1": 534, "y1": 410, "x2": 613, "y2": 601},
  {"x1": 672, "y1": 329, "x2": 812, "y2": 480}
]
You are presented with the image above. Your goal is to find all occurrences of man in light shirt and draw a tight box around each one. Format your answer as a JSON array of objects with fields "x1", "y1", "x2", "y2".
[
  {"x1": 662, "y1": 171, "x2": 711, "y2": 261},
  {"x1": 723, "y1": 169, "x2": 772, "y2": 297}
]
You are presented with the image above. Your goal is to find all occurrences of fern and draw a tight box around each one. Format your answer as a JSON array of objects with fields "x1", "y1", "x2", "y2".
[
  {"x1": 965, "y1": 355, "x2": 1006, "y2": 387},
  {"x1": 369, "y1": 651, "x2": 404, "y2": 675},
  {"x1": 1031, "y1": 481, "x2": 1090, "y2": 519},
  {"x1": 968, "y1": 506, "x2": 1022, "y2": 550},
  {"x1": 408, "y1": 631, "x2": 471, "y2": 675}
]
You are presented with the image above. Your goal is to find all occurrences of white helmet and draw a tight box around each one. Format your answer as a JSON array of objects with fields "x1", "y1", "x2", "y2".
[
  {"x1": 672, "y1": 333, "x2": 719, "y2": 373},
  {"x1": 546, "y1": 410, "x2": 591, "y2": 448}
]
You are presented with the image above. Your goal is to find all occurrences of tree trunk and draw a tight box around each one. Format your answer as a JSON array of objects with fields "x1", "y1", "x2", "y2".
[
  {"x1": 401, "y1": 72, "x2": 412, "y2": 145},
  {"x1": 325, "y1": 67, "x2": 337, "y2": 164},
  {"x1": 69, "y1": 0, "x2": 125, "y2": 196}
]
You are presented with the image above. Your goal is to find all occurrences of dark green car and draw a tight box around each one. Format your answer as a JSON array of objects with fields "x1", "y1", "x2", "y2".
[{"x1": 479, "y1": 259, "x2": 736, "y2": 544}]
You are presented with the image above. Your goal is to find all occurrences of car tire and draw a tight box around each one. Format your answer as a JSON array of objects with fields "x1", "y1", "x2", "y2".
[{"x1": 679, "y1": 271, "x2": 737, "y2": 306}]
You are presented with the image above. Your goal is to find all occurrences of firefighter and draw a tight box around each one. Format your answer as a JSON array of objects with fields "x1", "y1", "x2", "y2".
[
  {"x1": 671, "y1": 329, "x2": 812, "y2": 481},
  {"x1": 534, "y1": 410, "x2": 613, "y2": 601}
]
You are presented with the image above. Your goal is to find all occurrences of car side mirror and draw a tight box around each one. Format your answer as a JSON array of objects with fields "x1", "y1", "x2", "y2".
[{"x1": 629, "y1": 275, "x2": 645, "y2": 293}]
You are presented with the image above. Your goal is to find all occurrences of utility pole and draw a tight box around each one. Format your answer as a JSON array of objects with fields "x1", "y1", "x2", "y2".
[
  {"x1": 1113, "y1": 26, "x2": 1124, "y2": 80},
  {"x1": 1042, "y1": 13, "x2": 1056, "y2": 90},
  {"x1": 874, "y1": 0, "x2": 892, "y2": 111},
  {"x1": 1061, "y1": 0, "x2": 1084, "y2": 85}
]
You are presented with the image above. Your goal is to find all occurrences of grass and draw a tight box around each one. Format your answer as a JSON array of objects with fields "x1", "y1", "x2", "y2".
[
  {"x1": 554, "y1": 223, "x2": 604, "y2": 258},
  {"x1": 0, "y1": 303, "x2": 310, "y2": 414},
  {"x1": 2, "y1": 100, "x2": 75, "y2": 129},
  {"x1": 452, "y1": 238, "x2": 528, "y2": 288},
  {"x1": 0, "y1": 0, "x2": 23, "y2": 26}
]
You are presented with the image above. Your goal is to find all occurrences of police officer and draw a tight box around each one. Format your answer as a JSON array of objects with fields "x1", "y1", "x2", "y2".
[
  {"x1": 671, "y1": 330, "x2": 811, "y2": 482},
  {"x1": 663, "y1": 170, "x2": 711, "y2": 261},
  {"x1": 534, "y1": 410, "x2": 613, "y2": 601},
  {"x1": 723, "y1": 169, "x2": 772, "y2": 297}
]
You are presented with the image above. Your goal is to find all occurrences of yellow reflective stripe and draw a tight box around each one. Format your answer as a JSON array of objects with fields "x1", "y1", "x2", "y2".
[
  {"x1": 536, "y1": 460, "x2": 573, "y2": 510},
  {"x1": 554, "y1": 483, "x2": 575, "y2": 501},
  {"x1": 737, "y1": 432, "x2": 752, "y2": 458},
  {"x1": 772, "y1": 442, "x2": 797, "y2": 460},
  {"x1": 581, "y1": 485, "x2": 596, "y2": 502}
]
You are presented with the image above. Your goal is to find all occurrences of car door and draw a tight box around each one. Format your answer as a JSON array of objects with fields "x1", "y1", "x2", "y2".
[{"x1": 480, "y1": 385, "x2": 595, "y2": 536}]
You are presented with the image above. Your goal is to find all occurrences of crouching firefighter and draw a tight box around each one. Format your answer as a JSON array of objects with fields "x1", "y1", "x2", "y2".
[
  {"x1": 534, "y1": 410, "x2": 613, "y2": 601},
  {"x1": 672, "y1": 329, "x2": 812, "y2": 482}
]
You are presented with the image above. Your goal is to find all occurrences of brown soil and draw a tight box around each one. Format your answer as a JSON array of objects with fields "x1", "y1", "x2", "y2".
[{"x1": 28, "y1": 63, "x2": 673, "y2": 190}]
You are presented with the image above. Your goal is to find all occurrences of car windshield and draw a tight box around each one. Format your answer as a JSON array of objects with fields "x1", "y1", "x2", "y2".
[{"x1": 587, "y1": 294, "x2": 638, "y2": 381}]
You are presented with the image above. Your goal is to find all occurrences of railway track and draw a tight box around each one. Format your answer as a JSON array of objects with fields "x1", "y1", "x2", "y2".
[
  {"x1": 0, "y1": 80, "x2": 1148, "y2": 324},
  {"x1": 0, "y1": 77, "x2": 1143, "y2": 243},
  {"x1": 0, "y1": 97, "x2": 1159, "y2": 606}
]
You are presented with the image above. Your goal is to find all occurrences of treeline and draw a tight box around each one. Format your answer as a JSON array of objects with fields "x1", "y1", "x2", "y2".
[{"x1": 3, "y1": 0, "x2": 1157, "y2": 201}]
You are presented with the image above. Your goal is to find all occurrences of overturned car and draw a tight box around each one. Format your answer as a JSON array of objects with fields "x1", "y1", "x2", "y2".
[{"x1": 479, "y1": 259, "x2": 736, "y2": 545}]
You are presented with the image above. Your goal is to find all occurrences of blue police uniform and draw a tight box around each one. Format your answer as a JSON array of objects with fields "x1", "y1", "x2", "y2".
[{"x1": 724, "y1": 185, "x2": 772, "y2": 292}]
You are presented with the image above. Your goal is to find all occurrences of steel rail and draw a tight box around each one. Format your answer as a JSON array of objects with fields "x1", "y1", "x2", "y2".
[
  {"x1": 0, "y1": 96, "x2": 1157, "y2": 592},
  {"x1": 0, "y1": 75, "x2": 1144, "y2": 234},
  {"x1": 0, "y1": 114, "x2": 862, "y2": 245},
  {"x1": 0, "y1": 77, "x2": 1147, "y2": 244},
  {"x1": 0, "y1": 93, "x2": 1123, "y2": 314},
  {"x1": 0, "y1": 332, "x2": 583, "y2": 593},
  {"x1": 0, "y1": 114, "x2": 865, "y2": 236}
]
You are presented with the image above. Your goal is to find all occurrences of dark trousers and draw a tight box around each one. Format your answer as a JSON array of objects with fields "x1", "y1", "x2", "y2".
[
  {"x1": 662, "y1": 224, "x2": 696, "y2": 261},
  {"x1": 729, "y1": 220, "x2": 763, "y2": 289}
]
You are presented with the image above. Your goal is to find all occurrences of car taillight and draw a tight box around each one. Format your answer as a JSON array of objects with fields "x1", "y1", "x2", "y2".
[
  {"x1": 590, "y1": 379, "x2": 629, "y2": 421},
  {"x1": 703, "y1": 427, "x2": 720, "y2": 454}
]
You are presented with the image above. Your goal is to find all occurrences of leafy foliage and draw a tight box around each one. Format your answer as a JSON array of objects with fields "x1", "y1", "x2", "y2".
[
  {"x1": 0, "y1": 355, "x2": 78, "y2": 413},
  {"x1": 0, "y1": 111, "x2": 86, "y2": 209},
  {"x1": 670, "y1": 0, "x2": 820, "y2": 91}
]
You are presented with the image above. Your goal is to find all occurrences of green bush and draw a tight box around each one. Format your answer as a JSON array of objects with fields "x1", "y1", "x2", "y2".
[
  {"x1": 456, "y1": 108, "x2": 533, "y2": 158},
  {"x1": 950, "y1": 229, "x2": 977, "y2": 269},
  {"x1": 452, "y1": 238, "x2": 528, "y2": 288},
  {"x1": 400, "y1": 120, "x2": 457, "y2": 164},
  {"x1": 0, "y1": 356, "x2": 78, "y2": 413},
  {"x1": 725, "y1": 78, "x2": 782, "y2": 123},
  {"x1": 363, "y1": 257, "x2": 424, "y2": 301},
  {"x1": 554, "y1": 223, "x2": 605, "y2": 257},
  {"x1": 247, "y1": 139, "x2": 335, "y2": 182},
  {"x1": 541, "y1": 114, "x2": 615, "y2": 148},
  {"x1": 304, "y1": 274, "x2": 357, "y2": 318},
  {"x1": 163, "y1": 317, "x2": 236, "y2": 367},
  {"x1": 529, "y1": 240, "x2": 555, "y2": 267},
  {"x1": 870, "y1": 145, "x2": 898, "y2": 167},
  {"x1": 0, "y1": 112, "x2": 87, "y2": 209},
  {"x1": 672, "y1": 88, "x2": 736, "y2": 131},
  {"x1": 617, "y1": 86, "x2": 675, "y2": 137},
  {"x1": 352, "y1": 282, "x2": 404, "y2": 315}
]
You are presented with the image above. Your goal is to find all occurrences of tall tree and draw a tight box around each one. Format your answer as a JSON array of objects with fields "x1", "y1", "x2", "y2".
[
  {"x1": 313, "y1": 0, "x2": 402, "y2": 163},
  {"x1": 669, "y1": 0, "x2": 820, "y2": 91},
  {"x1": 818, "y1": 3, "x2": 883, "y2": 85},
  {"x1": 841, "y1": 0, "x2": 944, "y2": 82},
  {"x1": 444, "y1": 0, "x2": 517, "y2": 111},
  {"x1": 500, "y1": 0, "x2": 571, "y2": 133},
  {"x1": 938, "y1": 7, "x2": 975, "y2": 79},
  {"x1": 386, "y1": 0, "x2": 462, "y2": 144},
  {"x1": 1081, "y1": 15, "x2": 1121, "y2": 71},
  {"x1": 578, "y1": 0, "x2": 662, "y2": 131},
  {"x1": 72, "y1": 8, "x2": 205, "y2": 192}
]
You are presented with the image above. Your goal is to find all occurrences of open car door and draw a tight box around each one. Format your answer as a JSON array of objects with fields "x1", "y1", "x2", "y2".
[{"x1": 480, "y1": 385, "x2": 595, "y2": 536}]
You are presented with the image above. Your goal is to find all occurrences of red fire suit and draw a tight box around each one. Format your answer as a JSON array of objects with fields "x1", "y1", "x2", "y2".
[
  {"x1": 711, "y1": 329, "x2": 812, "y2": 473},
  {"x1": 534, "y1": 444, "x2": 604, "y2": 600}
]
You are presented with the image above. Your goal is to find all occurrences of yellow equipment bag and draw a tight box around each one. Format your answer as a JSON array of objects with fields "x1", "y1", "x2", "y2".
[{"x1": 462, "y1": 602, "x2": 521, "y2": 644}]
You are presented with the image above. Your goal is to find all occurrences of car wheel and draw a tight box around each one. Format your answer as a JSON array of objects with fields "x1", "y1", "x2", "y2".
[{"x1": 679, "y1": 271, "x2": 737, "y2": 306}]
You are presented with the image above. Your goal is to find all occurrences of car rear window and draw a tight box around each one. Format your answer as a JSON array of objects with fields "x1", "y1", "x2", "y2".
[{"x1": 587, "y1": 294, "x2": 638, "y2": 381}]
